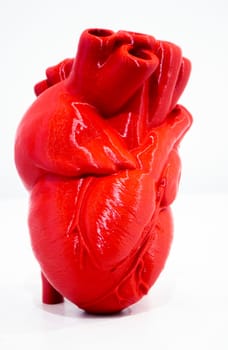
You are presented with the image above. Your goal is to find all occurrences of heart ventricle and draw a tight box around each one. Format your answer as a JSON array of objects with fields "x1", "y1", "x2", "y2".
[{"x1": 28, "y1": 161, "x2": 172, "y2": 313}]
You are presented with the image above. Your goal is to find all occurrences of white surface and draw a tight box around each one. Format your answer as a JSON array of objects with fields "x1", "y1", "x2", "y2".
[{"x1": 0, "y1": 194, "x2": 228, "y2": 349}]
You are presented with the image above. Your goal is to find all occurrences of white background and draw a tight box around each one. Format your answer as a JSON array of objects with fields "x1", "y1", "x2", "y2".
[{"x1": 1, "y1": 0, "x2": 228, "y2": 349}]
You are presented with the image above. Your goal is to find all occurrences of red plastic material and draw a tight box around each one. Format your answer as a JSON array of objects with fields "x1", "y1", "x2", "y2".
[{"x1": 15, "y1": 28, "x2": 192, "y2": 314}]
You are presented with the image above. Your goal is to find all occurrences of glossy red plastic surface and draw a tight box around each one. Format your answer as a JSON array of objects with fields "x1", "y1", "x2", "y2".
[{"x1": 15, "y1": 28, "x2": 192, "y2": 314}]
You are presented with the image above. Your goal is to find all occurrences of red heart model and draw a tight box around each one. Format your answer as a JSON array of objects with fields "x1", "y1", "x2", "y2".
[{"x1": 15, "y1": 29, "x2": 192, "y2": 314}]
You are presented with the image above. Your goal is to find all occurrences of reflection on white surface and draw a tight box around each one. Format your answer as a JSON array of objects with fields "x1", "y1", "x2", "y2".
[{"x1": 0, "y1": 195, "x2": 228, "y2": 349}]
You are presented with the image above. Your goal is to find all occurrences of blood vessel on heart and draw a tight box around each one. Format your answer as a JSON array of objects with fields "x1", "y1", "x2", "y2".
[{"x1": 15, "y1": 28, "x2": 192, "y2": 314}]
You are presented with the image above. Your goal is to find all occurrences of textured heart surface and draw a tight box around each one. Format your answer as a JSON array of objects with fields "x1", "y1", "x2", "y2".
[{"x1": 15, "y1": 29, "x2": 192, "y2": 314}]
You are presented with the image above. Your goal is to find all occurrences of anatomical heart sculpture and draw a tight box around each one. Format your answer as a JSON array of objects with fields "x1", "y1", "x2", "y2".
[{"x1": 15, "y1": 28, "x2": 192, "y2": 314}]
